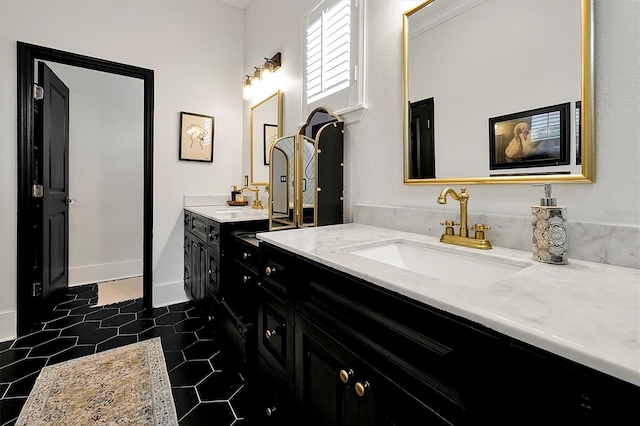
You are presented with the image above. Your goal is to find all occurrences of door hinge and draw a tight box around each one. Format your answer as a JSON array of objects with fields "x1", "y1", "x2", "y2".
[
  {"x1": 32, "y1": 184, "x2": 44, "y2": 198},
  {"x1": 32, "y1": 282, "x2": 43, "y2": 297},
  {"x1": 33, "y1": 84, "x2": 44, "y2": 100}
]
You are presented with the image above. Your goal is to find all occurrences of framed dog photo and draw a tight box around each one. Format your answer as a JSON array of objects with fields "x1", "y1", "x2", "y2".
[
  {"x1": 489, "y1": 103, "x2": 570, "y2": 170},
  {"x1": 179, "y1": 112, "x2": 214, "y2": 162}
]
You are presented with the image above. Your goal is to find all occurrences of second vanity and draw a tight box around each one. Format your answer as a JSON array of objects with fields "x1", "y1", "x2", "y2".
[{"x1": 253, "y1": 223, "x2": 639, "y2": 425}]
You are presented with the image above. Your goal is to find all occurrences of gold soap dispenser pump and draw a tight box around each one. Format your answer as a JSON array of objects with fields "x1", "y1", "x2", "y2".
[{"x1": 532, "y1": 183, "x2": 568, "y2": 264}]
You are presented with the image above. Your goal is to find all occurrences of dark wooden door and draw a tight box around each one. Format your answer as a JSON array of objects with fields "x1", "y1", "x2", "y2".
[
  {"x1": 37, "y1": 62, "x2": 70, "y2": 308},
  {"x1": 409, "y1": 97, "x2": 435, "y2": 179}
]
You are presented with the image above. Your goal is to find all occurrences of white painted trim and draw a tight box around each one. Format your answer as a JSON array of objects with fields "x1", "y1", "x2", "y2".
[
  {"x1": 69, "y1": 259, "x2": 143, "y2": 287},
  {"x1": 409, "y1": 0, "x2": 486, "y2": 38},
  {"x1": 297, "y1": 103, "x2": 367, "y2": 129},
  {"x1": 153, "y1": 281, "x2": 189, "y2": 308},
  {"x1": 0, "y1": 311, "x2": 17, "y2": 343}
]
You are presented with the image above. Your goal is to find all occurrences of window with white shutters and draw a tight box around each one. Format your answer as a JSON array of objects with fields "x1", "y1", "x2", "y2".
[{"x1": 303, "y1": 0, "x2": 364, "y2": 122}]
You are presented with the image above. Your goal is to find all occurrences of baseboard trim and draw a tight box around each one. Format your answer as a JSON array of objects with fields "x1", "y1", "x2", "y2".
[
  {"x1": 69, "y1": 259, "x2": 143, "y2": 286},
  {"x1": 0, "y1": 311, "x2": 17, "y2": 342},
  {"x1": 153, "y1": 280, "x2": 188, "y2": 308}
]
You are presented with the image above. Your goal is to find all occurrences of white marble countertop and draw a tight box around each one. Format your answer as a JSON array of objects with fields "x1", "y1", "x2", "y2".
[
  {"x1": 257, "y1": 223, "x2": 640, "y2": 386},
  {"x1": 185, "y1": 205, "x2": 268, "y2": 223}
]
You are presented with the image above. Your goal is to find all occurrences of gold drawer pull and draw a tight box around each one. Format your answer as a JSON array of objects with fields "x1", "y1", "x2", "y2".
[
  {"x1": 339, "y1": 369, "x2": 354, "y2": 384},
  {"x1": 243, "y1": 252, "x2": 251, "y2": 260},
  {"x1": 242, "y1": 275, "x2": 251, "y2": 283},
  {"x1": 265, "y1": 266, "x2": 276, "y2": 276},
  {"x1": 265, "y1": 328, "x2": 278, "y2": 339},
  {"x1": 266, "y1": 407, "x2": 277, "y2": 417},
  {"x1": 355, "y1": 381, "x2": 370, "y2": 397}
]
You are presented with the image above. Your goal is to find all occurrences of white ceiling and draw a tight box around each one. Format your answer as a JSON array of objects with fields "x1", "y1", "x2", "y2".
[{"x1": 219, "y1": 0, "x2": 253, "y2": 10}]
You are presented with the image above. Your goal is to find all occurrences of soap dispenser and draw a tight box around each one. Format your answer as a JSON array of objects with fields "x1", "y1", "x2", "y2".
[{"x1": 532, "y1": 184, "x2": 568, "y2": 265}]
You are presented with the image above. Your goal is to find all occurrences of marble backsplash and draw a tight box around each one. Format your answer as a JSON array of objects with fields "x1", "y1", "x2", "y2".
[{"x1": 352, "y1": 204, "x2": 639, "y2": 269}]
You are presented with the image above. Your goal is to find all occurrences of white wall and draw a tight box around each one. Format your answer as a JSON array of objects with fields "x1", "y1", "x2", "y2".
[
  {"x1": 0, "y1": 0, "x2": 245, "y2": 339},
  {"x1": 44, "y1": 62, "x2": 144, "y2": 286},
  {"x1": 244, "y1": 0, "x2": 639, "y2": 227},
  {"x1": 242, "y1": 0, "x2": 316, "y2": 190}
]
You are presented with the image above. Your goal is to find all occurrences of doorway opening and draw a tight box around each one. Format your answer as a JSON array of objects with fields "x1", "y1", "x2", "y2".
[{"x1": 16, "y1": 42, "x2": 154, "y2": 336}]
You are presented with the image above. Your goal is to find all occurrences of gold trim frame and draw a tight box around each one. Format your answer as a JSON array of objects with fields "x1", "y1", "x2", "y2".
[
  {"x1": 402, "y1": 0, "x2": 595, "y2": 185},
  {"x1": 250, "y1": 90, "x2": 283, "y2": 185}
]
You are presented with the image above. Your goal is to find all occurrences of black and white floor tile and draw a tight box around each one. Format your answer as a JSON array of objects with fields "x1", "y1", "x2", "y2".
[{"x1": 0, "y1": 284, "x2": 252, "y2": 425}]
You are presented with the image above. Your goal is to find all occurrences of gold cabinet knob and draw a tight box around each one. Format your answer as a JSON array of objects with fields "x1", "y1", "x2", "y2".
[
  {"x1": 243, "y1": 252, "x2": 250, "y2": 260},
  {"x1": 265, "y1": 329, "x2": 277, "y2": 339},
  {"x1": 242, "y1": 275, "x2": 251, "y2": 283},
  {"x1": 266, "y1": 407, "x2": 277, "y2": 417},
  {"x1": 355, "y1": 381, "x2": 370, "y2": 397},
  {"x1": 339, "y1": 369, "x2": 354, "y2": 384},
  {"x1": 265, "y1": 266, "x2": 276, "y2": 276}
]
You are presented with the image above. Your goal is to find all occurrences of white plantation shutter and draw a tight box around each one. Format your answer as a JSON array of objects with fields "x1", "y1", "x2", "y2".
[
  {"x1": 530, "y1": 111, "x2": 561, "y2": 141},
  {"x1": 305, "y1": 0, "x2": 351, "y2": 105}
]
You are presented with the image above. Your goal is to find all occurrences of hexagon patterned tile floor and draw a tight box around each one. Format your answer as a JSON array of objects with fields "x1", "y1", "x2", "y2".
[{"x1": 0, "y1": 284, "x2": 254, "y2": 426}]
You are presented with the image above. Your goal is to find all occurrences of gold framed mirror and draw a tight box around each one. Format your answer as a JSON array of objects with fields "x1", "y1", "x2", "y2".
[
  {"x1": 403, "y1": 0, "x2": 594, "y2": 184},
  {"x1": 250, "y1": 90, "x2": 283, "y2": 185}
]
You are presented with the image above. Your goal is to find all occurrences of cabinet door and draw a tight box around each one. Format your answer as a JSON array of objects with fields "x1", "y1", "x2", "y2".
[
  {"x1": 295, "y1": 314, "x2": 380, "y2": 426},
  {"x1": 190, "y1": 238, "x2": 207, "y2": 301},
  {"x1": 207, "y1": 248, "x2": 220, "y2": 300}
]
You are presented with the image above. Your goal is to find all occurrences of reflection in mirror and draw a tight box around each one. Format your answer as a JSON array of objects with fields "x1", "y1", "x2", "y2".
[
  {"x1": 300, "y1": 136, "x2": 317, "y2": 227},
  {"x1": 269, "y1": 136, "x2": 295, "y2": 230},
  {"x1": 403, "y1": 0, "x2": 594, "y2": 184},
  {"x1": 251, "y1": 91, "x2": 282, "y2": 185}
]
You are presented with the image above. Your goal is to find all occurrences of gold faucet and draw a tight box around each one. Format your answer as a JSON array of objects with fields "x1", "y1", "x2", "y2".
[
  {"x1": 240, "y1": 175, "x2": 263, "y2": 210},
  {"x1": 437, "y1": 187, "x2": 492, "y2": 249}
]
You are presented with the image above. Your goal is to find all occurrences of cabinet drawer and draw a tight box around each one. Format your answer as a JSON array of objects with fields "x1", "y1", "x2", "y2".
[
  {"x1": 224, "y1": 260, "x2": 259, "y2": 309},
  {"x1": 260, "y1": 243, "x2": 302, "y2": 304},
  {"x1": 208, "y1": 220, "x2": 220, "y2": 251},
  {"x1": 189, "y1": 213, "x2": 208, "y2": 241},
  {"x1": 233, "y1": 239, "x2": 260, "y2": 272},
  {"x1": 258, "y1": 285, "x2": 295, "y2": 391}
]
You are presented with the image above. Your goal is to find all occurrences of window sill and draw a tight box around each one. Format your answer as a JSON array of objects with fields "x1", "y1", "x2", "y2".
[{"x1": 298, "y1": 103, "x2": 366, "y2": 129}]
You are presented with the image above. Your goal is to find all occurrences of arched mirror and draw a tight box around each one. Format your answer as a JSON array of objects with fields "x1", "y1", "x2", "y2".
[
  {"x1": 269, "y1": 108, "x2": 344, "y2": 230},
  {"x1": 403, "y1": 0, "x2": 594, "y2": 184},
  {"x1": 251, "y1": 90, "x2": 282, "y2": 185}
]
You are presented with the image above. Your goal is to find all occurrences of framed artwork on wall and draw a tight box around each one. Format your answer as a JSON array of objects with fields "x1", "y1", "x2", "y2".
[
  {"x1": 179, "y1": 111, "x2": 214, "y2": 162},
  {"x1": 489, "y1": 103, "x2": 570, "y2": 170}
]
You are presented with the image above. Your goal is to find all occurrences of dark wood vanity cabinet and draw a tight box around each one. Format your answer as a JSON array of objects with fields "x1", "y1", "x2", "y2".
[
  {"x1": 182, "y1": 210, "x2": 267, "y2": 312},
  {"x1": 256, "y1": 242, "x2": 640, "y2": 426}
]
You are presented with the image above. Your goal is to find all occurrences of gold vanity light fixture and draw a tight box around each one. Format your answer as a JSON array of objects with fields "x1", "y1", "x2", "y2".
[
  {"x1": 437, "y1": 187, "x2": 492, "y2": 250},
  {"x1": 242, "y1": 52, "x2": 282, "y2": 100}
]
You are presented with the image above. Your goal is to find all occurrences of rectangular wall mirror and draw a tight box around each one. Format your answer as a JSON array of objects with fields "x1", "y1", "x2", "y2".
[
  {"x1": 251, "y1": 90, "x2": 282, "y2": 185},
  {"x1": 403, "y1": 0, "x2": 594, "y2": 184}
]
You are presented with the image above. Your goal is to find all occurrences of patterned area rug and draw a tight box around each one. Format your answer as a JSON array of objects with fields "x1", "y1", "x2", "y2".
[{"x1": 16, "y1": 338, "x2": 177, "y2": 425}]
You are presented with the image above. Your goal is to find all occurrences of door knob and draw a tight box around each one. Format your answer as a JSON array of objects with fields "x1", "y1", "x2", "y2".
[{"x1": 65, "y1": 197, "x2": 77, "y2": 206}]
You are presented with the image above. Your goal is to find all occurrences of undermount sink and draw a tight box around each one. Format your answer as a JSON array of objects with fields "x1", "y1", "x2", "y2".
[{"x1": 341, "y1": 239, "x2": 531, "y2": 288}]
